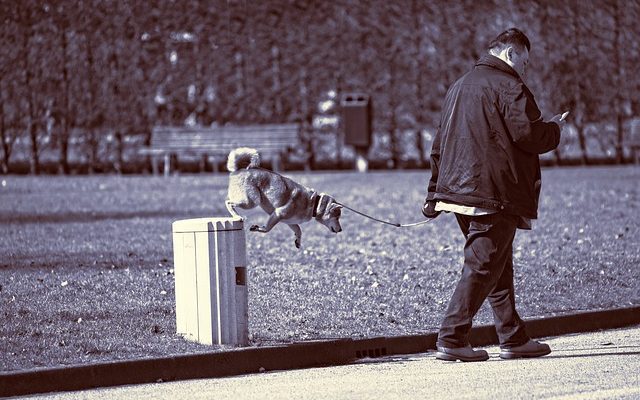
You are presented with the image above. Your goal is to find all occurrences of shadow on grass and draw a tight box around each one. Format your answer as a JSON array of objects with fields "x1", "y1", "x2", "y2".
[{"x1": 0, "y1": 210, "x2": 208, "y2": 224}]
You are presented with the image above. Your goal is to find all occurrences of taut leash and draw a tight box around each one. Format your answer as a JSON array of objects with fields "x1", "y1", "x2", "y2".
[{"x1": 335, "y1": 202, "x2": 434, "y2": 228}]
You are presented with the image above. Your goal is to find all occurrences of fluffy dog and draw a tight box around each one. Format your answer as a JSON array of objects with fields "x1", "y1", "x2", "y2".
[{"x1": 226, "y1": 147, "x2": 342, "y2": 248}]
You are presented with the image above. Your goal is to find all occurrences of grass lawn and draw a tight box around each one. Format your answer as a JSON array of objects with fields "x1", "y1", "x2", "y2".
[{"x1": 1, "y1": 166, "x2": 639, "y2": 371}]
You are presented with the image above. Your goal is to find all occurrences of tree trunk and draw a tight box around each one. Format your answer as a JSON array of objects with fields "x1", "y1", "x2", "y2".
[
  {"x1": 612, "y1": 0, "x2": 625, "y2": 164},
  {"x1": 388, "y1": 49, "x2": 400, "y2": 169},
  {"x1": 271, "y1": 46, "x2": 283, "y2": 118},
  {"x1": 58, "y1": 20, "x2": 71, "y2": 175},
  {"x1": 571, "y1": 2, "x2": 588, "y2": 165},
  {"x1": 576, "y1": 124, "x2": 588, "y2": 165},
  {"x1": 84, "y1": 32, "x2": 100, "y2": 174},
  {"x1": 415, "y1": 129, "x2": 426, "y2": 168},
  {"x1": 552, "y1": 147, "x2": 563, "y2": 166},
  {"x1": 0, "y1": 83, "x2": 10, "y2": 174},
  {"x1": 411, "y1": 0, "x2": 427, "y2": 168},
  {"x1": 28, "y1": 117, "x2": 39, "y2": 175},
  {"x1": 298, "y1": 66, "x2": 314, "y2": 170},
  {"x1": 21, "y1": 5, "x2": 40, "y2": 175},
  {"x1": 114, "y1": 130, "x2": 123, "y2": 174},
  {"x1": 109, "y1": 27, "x2": 122, "y2": 174}
]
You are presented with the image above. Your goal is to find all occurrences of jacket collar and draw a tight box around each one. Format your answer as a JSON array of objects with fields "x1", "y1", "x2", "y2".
[{"x1": 475, "y1": 54, "x2": 520, "y2": 79}]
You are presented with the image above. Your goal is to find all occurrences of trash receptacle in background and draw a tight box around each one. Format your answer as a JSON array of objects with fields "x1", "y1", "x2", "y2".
[
  {"x1": 341, "y1": 93, "x2": 372, "y2": 171},
  {"x1": 172, "y1": 217, "x2": 248, "y2": 346}
]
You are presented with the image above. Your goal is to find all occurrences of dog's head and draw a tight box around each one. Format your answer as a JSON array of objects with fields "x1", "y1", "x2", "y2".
[{"x1": 314, "y1": 194, "x2": 342, "y2": 234}]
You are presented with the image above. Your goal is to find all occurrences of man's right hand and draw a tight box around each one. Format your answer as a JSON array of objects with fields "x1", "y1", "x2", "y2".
[{"x1": 422, "y1": 199, "x2": 441, "y2": 219}]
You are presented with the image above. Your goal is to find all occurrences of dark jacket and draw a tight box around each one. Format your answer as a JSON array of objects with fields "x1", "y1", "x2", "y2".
[{"x1": 426, "y1": 54, "x2": 560, "y2": 220}]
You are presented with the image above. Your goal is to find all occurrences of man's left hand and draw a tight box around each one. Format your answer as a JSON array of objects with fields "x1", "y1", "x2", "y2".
[{"x1": 422, "y1": 199, "x2": 441, "y2": 219}]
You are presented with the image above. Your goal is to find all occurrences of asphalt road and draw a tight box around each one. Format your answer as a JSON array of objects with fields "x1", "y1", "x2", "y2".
[{"x1": 15, "y1": 326, "x2": 640, "y2": 400}]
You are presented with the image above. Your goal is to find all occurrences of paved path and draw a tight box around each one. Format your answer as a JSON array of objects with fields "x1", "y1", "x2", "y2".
[{"x1": 17, "y1": 326, "x2": 640, "y2": 400}]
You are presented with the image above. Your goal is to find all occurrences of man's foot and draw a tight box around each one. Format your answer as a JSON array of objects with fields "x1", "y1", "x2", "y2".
[
  {"x1": 436, "y1": 345, "x2": 489, "y2": 362},
  {"x1": 500, "y1": 339, "x2": 551, "y2": 359}
]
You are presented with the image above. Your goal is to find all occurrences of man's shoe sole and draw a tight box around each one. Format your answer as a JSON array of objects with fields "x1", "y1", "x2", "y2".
[
  {"x1": 435, "y1": 351, "x2": 489, "y2": 362},
  {"x1": 499, "y1": 348, "x2": 551, "y2": 359}
]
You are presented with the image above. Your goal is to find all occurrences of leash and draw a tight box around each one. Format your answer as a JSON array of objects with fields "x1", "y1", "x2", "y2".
[{"x1": 335, "y1": 201, "x2": 434, "y2": 228}]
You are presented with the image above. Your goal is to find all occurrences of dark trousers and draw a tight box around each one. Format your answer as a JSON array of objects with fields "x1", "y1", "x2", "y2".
[{"x1": 437, "y1": 212, "x2": 529, "y2": 348}]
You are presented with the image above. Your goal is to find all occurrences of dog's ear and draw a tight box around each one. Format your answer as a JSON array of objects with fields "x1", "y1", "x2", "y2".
[{"x1": 331, "y1": 204, "x2": 343, "y2": 216}]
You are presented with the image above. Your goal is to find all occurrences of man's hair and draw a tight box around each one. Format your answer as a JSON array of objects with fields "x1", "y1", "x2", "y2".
[{"x1": 488, "y1": 28, "x2": 531, "y2": 53}]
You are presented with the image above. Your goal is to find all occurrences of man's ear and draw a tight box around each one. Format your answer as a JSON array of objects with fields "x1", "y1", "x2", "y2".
[
  {"x1": 506, "y1": 46, "x2": 514, "y2": 61},
  {"x1": 491, "y1": 46, "x2": 511, "y2": 63}
]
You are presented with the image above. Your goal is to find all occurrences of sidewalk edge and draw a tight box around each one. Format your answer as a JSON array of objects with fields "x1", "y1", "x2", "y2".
[{"x1": 1, "y1": 305, "x2": 638, "y2": 397}]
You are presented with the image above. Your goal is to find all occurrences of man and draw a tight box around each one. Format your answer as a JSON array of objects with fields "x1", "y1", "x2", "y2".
[{"x1": 423, "y1": 28, "x2": 566, "y2": 362}]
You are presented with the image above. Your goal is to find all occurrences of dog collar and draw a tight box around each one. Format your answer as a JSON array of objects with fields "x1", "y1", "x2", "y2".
[{"x1": 312, "y1": 194, "x2": 322, "y2": 218}]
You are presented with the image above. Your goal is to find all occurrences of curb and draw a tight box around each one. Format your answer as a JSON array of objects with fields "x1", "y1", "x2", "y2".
[{"x1": 1, "y1": 305, "x2": 639, "y2": 398}]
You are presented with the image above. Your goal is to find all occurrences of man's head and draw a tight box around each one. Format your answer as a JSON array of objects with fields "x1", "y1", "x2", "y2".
[{"x1": 488, "y1": 28, "x2": 531, "y2": 78}]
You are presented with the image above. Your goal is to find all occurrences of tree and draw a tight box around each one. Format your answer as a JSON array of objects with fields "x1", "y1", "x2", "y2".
[
  {"x1": 77, "y1": 0, "x2": 106, "y2": 172},
  {"x1": 17, "y1": 1, "x2": 43, "y2": 174},
  {"x1": 0, "y1": 3, "x2": 22, "y2": 173},
  {"x1": 3, "y1": 0, "x2": 638, "y2": 173},
  {"x1": 51, "y1": 1, "x2": 74, "y2": 174}
]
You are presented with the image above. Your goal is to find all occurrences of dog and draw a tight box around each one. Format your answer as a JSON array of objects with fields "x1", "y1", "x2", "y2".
[{"x1": 225, "y1": 147, "x2": 342, "y2": 249}]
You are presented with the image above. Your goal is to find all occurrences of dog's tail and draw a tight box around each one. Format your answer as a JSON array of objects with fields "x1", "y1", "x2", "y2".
[{"x1": 227, "y1": 147, "x2": 261, "y2": 172}]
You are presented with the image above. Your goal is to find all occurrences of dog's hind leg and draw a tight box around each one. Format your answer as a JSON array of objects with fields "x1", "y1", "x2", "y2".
[{"x1": 287, "y1": 224, "x2": 302, "y2": 249}]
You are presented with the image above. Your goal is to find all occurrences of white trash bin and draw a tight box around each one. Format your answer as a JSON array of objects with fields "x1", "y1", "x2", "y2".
[{"x1": 172, "y1": 217, "x2": 248, "y2": 346}]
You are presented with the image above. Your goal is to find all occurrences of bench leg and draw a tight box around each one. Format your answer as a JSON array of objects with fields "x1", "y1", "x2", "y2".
[
  {"x1": 273, "y1": 154, "x2": 282, "y2": 172},
  {"x1": 199, "y1": 154, "x2": 207, "y2": 173},
  {"x1": 151, "y1": 155, "x2": 159, "y2": 175},
  {"x1": 163, "y1": 153, "x2": 170, "y2": 177}
]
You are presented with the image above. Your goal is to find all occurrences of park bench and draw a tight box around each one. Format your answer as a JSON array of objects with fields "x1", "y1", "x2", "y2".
[{"x1": 139, "y1": 123, "x2": 302, "y2": 175}]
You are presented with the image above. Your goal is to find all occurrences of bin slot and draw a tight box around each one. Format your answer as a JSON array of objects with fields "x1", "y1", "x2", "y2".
[{"x1": 235, "y1": 267, "x2": 247, "y2": 286}]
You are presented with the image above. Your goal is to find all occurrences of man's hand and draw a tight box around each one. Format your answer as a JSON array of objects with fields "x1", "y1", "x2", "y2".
[
  {"x1": 549, "y1": 111, "x2": 569, "y2": 130},
  {"x1": 422, "y1": 199, "x2": 441, "y2": 219}
]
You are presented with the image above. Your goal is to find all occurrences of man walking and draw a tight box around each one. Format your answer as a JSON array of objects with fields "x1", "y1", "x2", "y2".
[{"x1": 423, "y1": 28, "x2": 566, "y2": 362}]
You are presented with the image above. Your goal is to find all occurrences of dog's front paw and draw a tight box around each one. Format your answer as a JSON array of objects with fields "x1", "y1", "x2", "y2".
[{"x1": 249, "y1": 225, "x2": 260, "y2": 232}]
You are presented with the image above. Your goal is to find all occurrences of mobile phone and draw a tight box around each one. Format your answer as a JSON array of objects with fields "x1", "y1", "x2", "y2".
[{"x1": 560, "y1": 111, "x2": 570, "y2": 121}]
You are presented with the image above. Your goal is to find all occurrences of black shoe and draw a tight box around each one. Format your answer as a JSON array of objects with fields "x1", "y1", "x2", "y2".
[
  {"x1": 436, "y1": 345, "x2": 489, "y2": 362},
  {"x1": 500, "y1": 340, "x2": 551, "y2": 359}
]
